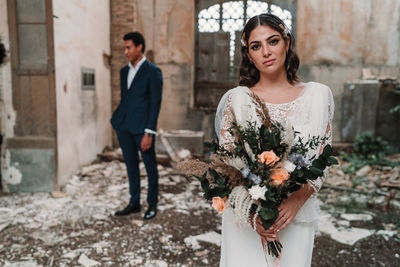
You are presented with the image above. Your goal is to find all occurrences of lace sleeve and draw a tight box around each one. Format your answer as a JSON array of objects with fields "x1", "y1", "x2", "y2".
[
  {"x1": 307, "y1": 88, "x2": 334, "y2": 194},
  {"x1": 215, "y1": 89, "x2": 256, "y2": 230},
  {"x1": 219, "y1": 94, "x2": 236, "y2": 150}
]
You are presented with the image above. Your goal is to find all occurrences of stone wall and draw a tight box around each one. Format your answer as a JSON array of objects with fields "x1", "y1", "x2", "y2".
[
  {"x1": 0, "y1": 0, "x2": 14, "y2": 138},
  {"x1": 110, "y1": 0, "x2": 136, "y2": 146},
  {"x1": 0, "y1": 0, "x2": 14, "y2": 189},
  {"x1": 297, "y1": 0, "x2": 400, "y2": 140},
  {"x1": 111, "y1": 0, "x2": 213, "y2": 146},
  {"x1": 110, "y1": 0, "x2": 400, "y2": 143}
]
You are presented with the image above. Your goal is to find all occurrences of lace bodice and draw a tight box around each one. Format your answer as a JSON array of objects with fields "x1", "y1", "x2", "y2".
[
  {"x1": 264, "y1": 84, "x2": 333, "y2": 193},
  {"x1": 215, "y1": 82, "x2": 334, "y2": 194}
]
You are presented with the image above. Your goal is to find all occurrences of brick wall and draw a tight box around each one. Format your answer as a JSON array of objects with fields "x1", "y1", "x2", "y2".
[{"x1": 110, "y1": 0, "x2": 136, "y2": 146}]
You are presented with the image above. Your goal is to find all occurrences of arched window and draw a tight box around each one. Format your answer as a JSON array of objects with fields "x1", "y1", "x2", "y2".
[{"x1": 194, "y1": 0, "x2": 296, "y2": 109}]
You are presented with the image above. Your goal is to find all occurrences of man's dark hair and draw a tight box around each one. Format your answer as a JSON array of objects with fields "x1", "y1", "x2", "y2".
[{"x1": 123, "y1": 32, "x2": 145, "y2": 53}]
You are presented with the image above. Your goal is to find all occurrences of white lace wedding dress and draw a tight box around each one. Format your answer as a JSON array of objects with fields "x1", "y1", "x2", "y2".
[{"x1": 215, "y1": 82, "x2": 334, "y2": 267}]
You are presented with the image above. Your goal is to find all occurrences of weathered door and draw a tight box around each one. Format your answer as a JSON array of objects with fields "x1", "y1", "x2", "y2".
[{"x1": 4, "y1": 0, "x2": 57, "y2": 192}]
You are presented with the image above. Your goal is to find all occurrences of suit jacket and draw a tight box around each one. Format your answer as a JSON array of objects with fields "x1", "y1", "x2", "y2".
[{"x1": 111, "y1": 60, "x2": 163, "y2": 134}]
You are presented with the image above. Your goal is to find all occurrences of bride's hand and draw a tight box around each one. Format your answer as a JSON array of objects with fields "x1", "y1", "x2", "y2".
[
  {"x1": 271, "y1": 185, "x2": 314, "y2": 232},
  {"x1": 254, "y1": 216, "x2": 277, "y2": 245}
]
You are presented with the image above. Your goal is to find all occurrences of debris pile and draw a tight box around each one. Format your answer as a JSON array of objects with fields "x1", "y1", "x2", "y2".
[{"x1": 0, "y1": 153, "x2": 399, "y2": 266}]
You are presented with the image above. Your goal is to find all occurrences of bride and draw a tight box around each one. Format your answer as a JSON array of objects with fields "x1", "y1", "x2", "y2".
[{"x1": 215, "y1": 14, "x2": 334, "y2": 266}]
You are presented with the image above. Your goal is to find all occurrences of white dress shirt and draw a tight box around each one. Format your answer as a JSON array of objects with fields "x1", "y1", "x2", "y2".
[
  {"x1": 126, "y1": 56, "x2": 157, "y2": 136},
  {"x1": 127, "y1": 56, "x2": 147, "y2": 89}
]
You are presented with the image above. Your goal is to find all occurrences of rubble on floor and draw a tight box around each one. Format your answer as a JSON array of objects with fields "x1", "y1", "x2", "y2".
[{"x1": 0, "y1": 155, "x2": 399, "y2": 266}]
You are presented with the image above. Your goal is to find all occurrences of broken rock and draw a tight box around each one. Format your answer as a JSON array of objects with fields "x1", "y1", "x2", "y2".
[
  {"x1": 78, "y1": 254, "x2": 100, "y2": 267},
  {"x1": 340, "y1": 213, "x2": 373, "y2": 221},
  {"x1": 356, "y1": 165, "x2": 372, "y2": 177}
]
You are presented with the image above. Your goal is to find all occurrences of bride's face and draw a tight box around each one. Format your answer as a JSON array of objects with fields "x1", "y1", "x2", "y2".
[{"x1": 246, "y1": 25, "x2": 289, "y2": 76}]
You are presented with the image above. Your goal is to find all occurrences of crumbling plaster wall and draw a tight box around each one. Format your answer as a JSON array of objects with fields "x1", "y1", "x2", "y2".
[
  {"x1": 132, "y1": 0, "x2": 400, "y2": 142},
  {"x1": 0, "y1": 0, "x2": 16, "y2": 139},
  {"x1": 134, "y1": 0, "x2": 214, "y2": 138},
  {"x1": 297, "y1": 0, "x2": 400, "y2": 140},
  {"x1": 0, "y1": 0, "x2": 19, "y2": 188},
  {"x1": 53, "y1": 0, "x2": 112, "y2": 185}
]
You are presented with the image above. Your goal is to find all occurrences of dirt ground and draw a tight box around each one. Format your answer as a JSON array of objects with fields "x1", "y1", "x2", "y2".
[{"x1": 0, "y1": 156, "x2": 399, "y2": 267}]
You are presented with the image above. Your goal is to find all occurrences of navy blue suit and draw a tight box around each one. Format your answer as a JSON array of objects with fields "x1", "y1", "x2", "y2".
[{"x1": 111, "y1": 60, "x2": 162, "y2": 207}]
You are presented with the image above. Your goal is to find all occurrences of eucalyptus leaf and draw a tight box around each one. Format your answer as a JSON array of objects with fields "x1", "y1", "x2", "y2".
[
  {"x1": 329, "y1": 156, "x2": 339, "y2": 164},
  {"x1": 310, "y1": 166, "x2": 324, "y2": 176}
]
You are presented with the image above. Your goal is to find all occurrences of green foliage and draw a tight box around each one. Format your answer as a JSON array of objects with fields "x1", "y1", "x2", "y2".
[
  {"x1": 230, "y1": 121, "x2": 288, "y2": 160},
  {"x1": 351, "y1": 175, "x2": 370, "y2": 188},
  {"x1": 290, "y1": 135, "x2": 327, "y2": 156},
  {"x1": 196, "y1": 171, "x2": 231, "y2": 200},
  {"x1": 195, "y1": 119, "x2": 338, "y2": 258},
  {"x1": 339, "y1": 133, "x2": 399, "y2": 174},
  {"x1": 353, "y1": 132, "x2": 388, "y2": 160}
]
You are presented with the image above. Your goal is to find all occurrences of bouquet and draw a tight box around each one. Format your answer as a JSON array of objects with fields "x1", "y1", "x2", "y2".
[{"x1": 179, "y1": 93, "x2": 338, "y2": 257}]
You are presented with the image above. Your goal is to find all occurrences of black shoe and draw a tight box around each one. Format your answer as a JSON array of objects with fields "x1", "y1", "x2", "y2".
[
  {"x1": 114, "y1": 204, "x2": 141, "y2": 216},
  {"x1": 144, "y1": 205, "x2": 157, "y2": 220}
]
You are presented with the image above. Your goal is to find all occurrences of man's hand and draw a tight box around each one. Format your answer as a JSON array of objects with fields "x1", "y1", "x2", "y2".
[{"x1": 141, "y1": 135, "x2": 153, "y2": 151}]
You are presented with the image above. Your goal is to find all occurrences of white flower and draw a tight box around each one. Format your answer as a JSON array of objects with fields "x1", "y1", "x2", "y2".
[
  {"x1": 283, "y1": 160, "x2": 296, "y2": 173},
  {"x1": 248, "y1": 185, "x2": 267, "y2": 201},
  {"x1": 280, "y1": 121, "x2": 295, "y2": 147},
  {"x1": 228, "y1": 157, "x2": 246, "y2": 170}
]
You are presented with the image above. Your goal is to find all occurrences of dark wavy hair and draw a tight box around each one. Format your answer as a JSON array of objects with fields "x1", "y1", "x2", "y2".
[
  {"x1": 123, "y1": 32, "x2": 146, "y2": 53},
  {"x1": 239, "y1": 13, "x2": 300, "y2": 87}
]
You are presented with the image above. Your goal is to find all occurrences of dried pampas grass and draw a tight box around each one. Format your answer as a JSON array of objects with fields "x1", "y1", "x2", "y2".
[
  {"x1": 210, "y1": 158, "x2": 243, "y2": 187},
  {"x1": 177, "y1": 156, "x2": 244, "y2": 188},
  {"x1": 177, "y1": 159, "x2": 210, "y2": 178},
  {"x1": 249, "y1": 92, "x2": 271, "y2": 128}
]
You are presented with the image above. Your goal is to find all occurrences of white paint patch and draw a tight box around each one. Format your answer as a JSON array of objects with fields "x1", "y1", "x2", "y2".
[
  {"x1": 184, "y1": 231, "x2": 221, "y2": 250},
  {"x1": 147, "y1": 260, "x2": 169, "y2": 267},
  {"x1": 2, "y1": 150, "x2": 22, "y2": 185},
  {"x1": 3, "y1": 260, "x2": 42, "y2": 267},
  {"x1": 0, "y1": 207, "x2": 13, "y2": 232},
  {"x1": 340, "y1": 213, "x2": 373, "y2": 221},
  {"x1": 78, "y1": 254, "x2": 100, "y2": 267},
  {"x1": 376, "y1": 230, "x2": 397, "y2": 239},
  {"x1": 91, "y1": 241, "x2": 111, "y2": 254},
  {"x1": 61, "y1": 251, "x2": 78, "y2": 259},
  {"x1": 3, "y1": 166, "x2": 22, "y2": 185},
  {"x1": 319, "y1": 214, "x2": 375, "y2": 246}
]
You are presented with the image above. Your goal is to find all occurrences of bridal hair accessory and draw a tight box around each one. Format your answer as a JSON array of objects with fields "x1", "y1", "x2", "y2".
[
  {"x1": 279, "y1": 23, "x2": 290, "y2": 38},
  {"x1": 241, "y1": 32, "x2": 247, "y2": 47}
]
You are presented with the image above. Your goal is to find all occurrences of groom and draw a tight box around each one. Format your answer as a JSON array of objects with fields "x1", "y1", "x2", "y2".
[{"x1": 111, "y1": 32, "x2": 163, "y2": 220}]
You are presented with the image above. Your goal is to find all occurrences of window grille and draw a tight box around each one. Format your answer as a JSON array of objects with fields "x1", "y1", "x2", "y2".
[
  {"x1": 195, "y1": 0, "x2": 295, "y2": 109},
  {"x1": 81, "y1": 67, "x2": 95, "y2": 90},
  {"x1": 198, "y1": 1, "x2": 292, "y2": 77}
]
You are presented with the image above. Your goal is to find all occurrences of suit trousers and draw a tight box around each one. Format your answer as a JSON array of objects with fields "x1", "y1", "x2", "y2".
[{"x1": 116, "y1": 130, "x2": 159, "y2": 207}]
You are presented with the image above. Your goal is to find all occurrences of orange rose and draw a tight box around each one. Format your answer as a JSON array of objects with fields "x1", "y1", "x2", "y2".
[
  {"x1": 257, "y1": 150, "x2": 280, "y2": 166},
  {"x1": 212, "y1": 196, "x2": 227, "y2": 214},
  {"x1": 270, "y1": 168, "x2": 290, "y2": 186}
]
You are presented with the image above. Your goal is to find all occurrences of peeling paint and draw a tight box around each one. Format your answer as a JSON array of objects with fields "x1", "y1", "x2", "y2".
[
  {"x1": 0, "y1": 0, "x2": 17, "y2": 138},
  {"x1": 3, "y1": 166, "x2": 22, "y2": 185},
  {"x1": 3, "y1": 150, "x2": 22, "y2": 185}
]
